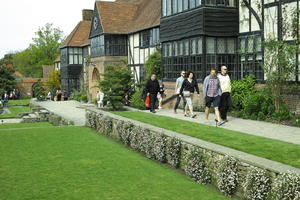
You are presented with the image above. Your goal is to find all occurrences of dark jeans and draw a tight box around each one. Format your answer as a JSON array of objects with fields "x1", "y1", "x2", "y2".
[
  {"x1": 150, "y1": 93, "x2": 157, "y2": 111},
  {"x1": 219, "y1": 92, "x2": 230, "y2": 120},
  {"x1": 174, "y1": 95, "x2": 187, "y2": 111}
]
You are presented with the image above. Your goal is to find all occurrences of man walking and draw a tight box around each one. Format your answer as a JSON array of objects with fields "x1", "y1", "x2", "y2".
[
  {"x1": 174, "y1": 71, "x2": 187, "y2": 114},
  {"x1": 203, "y1": 68, "x2": 223, "y2": 126},
  {"x1": 145, "y1": 73, "x2": 160, "y2": 113},
  {"x1": 218, "y1": 66, "x2": 231, "y2": 122}
]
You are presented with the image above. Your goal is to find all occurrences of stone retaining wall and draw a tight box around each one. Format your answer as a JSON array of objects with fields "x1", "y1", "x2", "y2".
[{"x1": 86, "y1": 108, "x2": 300, "y2": 200}]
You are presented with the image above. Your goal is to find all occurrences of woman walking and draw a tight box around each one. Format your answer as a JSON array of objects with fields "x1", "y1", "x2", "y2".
[{"x1": 179, "y1": 71, "x2": 200, "y2": 118}]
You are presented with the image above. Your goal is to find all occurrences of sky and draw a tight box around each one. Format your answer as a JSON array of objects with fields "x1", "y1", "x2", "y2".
[{"x1": 0, "y1": 0, "x2": 114, "y2": 59}]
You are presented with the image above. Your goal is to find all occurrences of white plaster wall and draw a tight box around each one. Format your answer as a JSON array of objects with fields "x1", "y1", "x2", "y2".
[
  {"x1": 239, "y1": 5, "x2": 250, "y2": 33},
  {"x1": 264, "y1": 6, "x2": 278, "y2": 39},
  {"x1": 282, "y1": 2, "x2": 297, "y2": 41}
]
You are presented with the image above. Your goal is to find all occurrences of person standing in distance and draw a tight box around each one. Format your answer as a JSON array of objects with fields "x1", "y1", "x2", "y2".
[
  {"x1": 145, "y1": 73, "x2": 160, "y2": 113},
  {"x1": 174, "y1": 71, "x2": 187, "y2": 114},
  {"x1": 218, "y1": 66, "x2": 231, "y2": 122}
]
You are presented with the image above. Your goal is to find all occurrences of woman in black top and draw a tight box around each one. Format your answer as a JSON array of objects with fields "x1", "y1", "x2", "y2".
[{"x1": 180, "y1": 71, "x2": 200, "y2": 118}]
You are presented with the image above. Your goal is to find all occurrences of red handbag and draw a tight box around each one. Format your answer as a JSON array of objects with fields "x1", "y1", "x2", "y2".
[{"x1": 145, "y1": 96, "x2": 151, "y2": 108}]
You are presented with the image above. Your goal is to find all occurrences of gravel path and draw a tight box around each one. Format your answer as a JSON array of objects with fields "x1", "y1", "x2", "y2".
[{"x1": 32, "y1": 100, "x2": 88, "y2": 126}]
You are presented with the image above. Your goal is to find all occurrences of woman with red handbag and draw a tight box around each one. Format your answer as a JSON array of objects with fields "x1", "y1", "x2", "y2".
[{"x1": 145, "y1": 73, "x2": 160, "y2": 113}]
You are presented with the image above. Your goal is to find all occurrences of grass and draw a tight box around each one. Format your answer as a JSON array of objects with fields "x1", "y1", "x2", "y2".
[
  {"x1": 7, "y1": 99, "x2": 31, "y2": 106},
  {"x1": 0, "y1": 122, "x2": 53, "y2": 130},
  {"x1": 0, "y1": 106, "x2": 32, "y2": 119},
  {"x1": 0, "y1": 124, "x2": 231, "y2": 200},
  {"x1": 113, "y1": 111, "x2": 300, "y2": 169}
]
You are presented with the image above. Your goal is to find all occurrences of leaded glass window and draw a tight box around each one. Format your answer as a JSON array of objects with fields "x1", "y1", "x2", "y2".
[
  {"x1": 191, "y1": 39, "x2": 197, "y2": 55},
  {"x1": 248, "y1": 37, "x2": 254, "y2": 53},
  {"x1": 68, "y1": 47, "x2": 83, "y2": 65},
  {"x1": 174, "y1": 41, "x2": 178, "y2": 56},
  {"x1": 217, "y1": 38, "x2": 226, "y2": 54},
  {"x1": 163, "y1": 0, "x2": 167, "y2": 16},
  {"x1": 227, "y1": 38, "x2": 236, "y2": 54},
  {"x1": 184, "y1": 40, "x2": 189, "y2": 55},
  {"x1": 178, "y1": 0, "x2": 183, "y2": 12},
  {"x1": 167, "y1": 0, "x2": 172, "y2": 15},
  {"x1": 183, "y1": 0, "x2": 189, "y2": 10},
  {"x1": 173, "y1": 0, "x2": 178, "y2": 14},
  {"x1": 196, "y1": 0, "x2": 202, "y2": 6},
  {"x1": 197, "y1": 37, "x2": 203, "y2": 54},
  {"x1": 206, "y1": 37, "x2": 215, "y2": 54},
  {"x1": 190, "y1": 0, "x2": 196, "y2": 8}
]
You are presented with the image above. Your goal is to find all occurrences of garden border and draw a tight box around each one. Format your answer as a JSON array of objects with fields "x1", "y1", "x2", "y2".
[{"x1": 86, "y1": 108, "x2": 300, "y2": 199}]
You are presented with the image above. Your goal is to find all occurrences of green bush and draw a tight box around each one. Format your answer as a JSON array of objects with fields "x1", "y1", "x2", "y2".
[
  {"x1": 272, "y1": 105, "x2": 291, "y2": 121},
  {"x1": 231, "y1": 75, "x2": 256, "y2": 110},
  {"x1": 130, "y1": 90, "x2": 145, "y2": 110},
  {"x1": 97, "y1": 65, "x2": 133, "y2": 110},
  {"x1": 242, "y1": 89, "x2": 274, "y2": 120},
  {"x1": 80, "y1": 94, "x2": 88, "y2": 103}
]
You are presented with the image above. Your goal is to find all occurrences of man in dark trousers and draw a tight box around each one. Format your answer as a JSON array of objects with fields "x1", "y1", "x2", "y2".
[{"x1": 145, "y1": 73, "x2": 160, "y2": 113}]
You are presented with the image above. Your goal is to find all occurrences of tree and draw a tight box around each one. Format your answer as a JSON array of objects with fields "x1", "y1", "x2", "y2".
[
  {"x1": 144, "y1": 50, "x2": 163, "y2": 80},
  {"x1": 0, "y1": 54, "x2": 14, "y2": 67},
  {"x1": 32, "y1": 79, "x2": 46, "y2": 101},
  {"x1": 45, "y1": 70, "x2": 61, "y2": 99},
  {"x1": 0, "y1": 67, "x2": 16, "y2": 97},
  {"x1": 13, "y1": 23, "x2": 64, "y2": 78},
  {"x1": 97, "y1": 65, "x2": 133, "y2": 110},
  {"x1": 264, "y1": 40, "x2": 297, "y2": 112}
]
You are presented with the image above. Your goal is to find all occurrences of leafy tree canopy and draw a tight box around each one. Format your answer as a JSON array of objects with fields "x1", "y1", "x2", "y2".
[
  {"x1": 144, "y1": 50, "x2": 162, "y2": 80},
  {"x1": 0, "y1": 67, "x2": 16, "y2": 96},
  {"x1": 13, "y1": 23, "x2": 64, "y2": 78}
]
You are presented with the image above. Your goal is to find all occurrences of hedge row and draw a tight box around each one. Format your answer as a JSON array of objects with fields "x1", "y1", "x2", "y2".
[{"x1": 86, "y1": 110, "x2": 300, "y2": 200}]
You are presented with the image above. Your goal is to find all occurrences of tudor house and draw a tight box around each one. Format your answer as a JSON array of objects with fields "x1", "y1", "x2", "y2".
[
  {"x1": 60, "y1": 0, "x2": 299, "y2": 99},
  {"x1": 87, "y1": 0, "x2": 161, "y2": 99}
]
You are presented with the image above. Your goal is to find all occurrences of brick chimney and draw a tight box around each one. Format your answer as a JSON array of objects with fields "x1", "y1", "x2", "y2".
[{"x1": 82, "y1": 9, "x2": 93, "y2": 21}]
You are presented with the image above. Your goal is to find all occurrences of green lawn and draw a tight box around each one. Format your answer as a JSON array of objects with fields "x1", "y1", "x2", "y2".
[
  {"x1": 0, "y1": 106, "x2": 32, "y2": 119},
  {"x1": 113, "y1": 111, "x2": 300, "y2": 169},
  {"x1": 0, "y1": 124, "x2": 230, "y2": 200},
  {"x1": 0, "y1": 122, "x2": 52, "y2": 130},
  {"x1": 7, "y1": 99, "x2": 31, "y2": 106}
]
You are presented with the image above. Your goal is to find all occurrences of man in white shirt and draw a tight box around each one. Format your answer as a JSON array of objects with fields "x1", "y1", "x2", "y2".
[
  {"x1": 174, "y1": 71, "x2": 187, "y2": 114},
  {"x1": 217, "y1": 66, "x2": 231, "y2": 122}
]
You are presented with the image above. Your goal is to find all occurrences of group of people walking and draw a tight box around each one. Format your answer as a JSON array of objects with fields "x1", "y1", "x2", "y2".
[{"x1": 145, "y1": 66, "x2": 231, "y2": 126}]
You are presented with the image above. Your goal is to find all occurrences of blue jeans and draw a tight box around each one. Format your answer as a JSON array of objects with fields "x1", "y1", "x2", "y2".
[{"x1": 174, "y1": 95, "x2": 187, "y2": 112}]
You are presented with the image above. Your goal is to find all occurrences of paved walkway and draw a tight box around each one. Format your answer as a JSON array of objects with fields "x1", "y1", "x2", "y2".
[
  {"x1": 31, "y1": 99, "x2": 300, "y2": 145},
  {"x1": 141, "y1": 109, "x2": 300, "y2": 145},
  {"x1": 32, "y1": 100, "x2": 89, "y2": 126}
]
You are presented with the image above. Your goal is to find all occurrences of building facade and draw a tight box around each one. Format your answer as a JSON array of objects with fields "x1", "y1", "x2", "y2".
[
  {"x1": 60, "y1": 9, "x2": 93, "y2": 94},
  {"x1": 59, "y1": 0, "x2": 299, "y2": 100}
]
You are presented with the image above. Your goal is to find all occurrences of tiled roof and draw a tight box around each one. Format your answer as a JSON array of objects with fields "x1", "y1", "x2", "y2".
[
  {"x1": 96, "y1": 0, "x2": 161, "y2": 34},
  {"x1": 60, "y1": 20, "x2": 91, "y2": 48}
]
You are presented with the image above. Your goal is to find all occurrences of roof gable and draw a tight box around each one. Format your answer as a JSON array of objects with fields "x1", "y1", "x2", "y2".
[
  {"x1": 61, "y1": 20, "x2": 91, "y2": 48},
  {"x1": 90, "y1": 0, "x2": 161, "y2": 36}
]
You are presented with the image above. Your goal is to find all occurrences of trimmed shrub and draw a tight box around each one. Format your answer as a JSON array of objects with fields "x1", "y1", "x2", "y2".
[
  {"x1": 115, "y1": 121, "x2": 133, "y2": 146},
  {"x1": 272, "y1": 171, "x2": 300, "y2": 200},
  {"x1": 243, "y1": 167, "x2": 271, "y2": 200},
  {"x1": 153, "y1": 133, "x2": 167, "y2": 163},
  {"x1": 97, "y1": 115, "x2": 112, "y2": 135},
  {"x1": 185, "y1": 146, "x2": 211, "y2": 185},
  {"x1": 166, "y1": 137, "x2": 181, "y2": 168},
  {"x1": 216, "y1": 155, "x2": 238, "y2": 196},
  {"x1": 130, "y1": 90, "x2": 145, "y2": 110}
]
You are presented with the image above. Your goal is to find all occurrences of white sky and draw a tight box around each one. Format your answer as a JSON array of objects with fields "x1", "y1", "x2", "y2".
[{"x1": 0, "y1": 0, "x2": 115, "y2": 59}]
